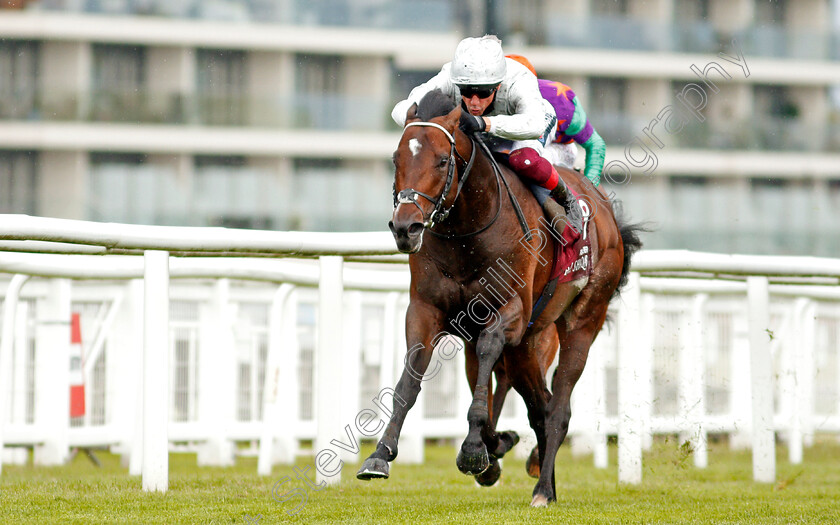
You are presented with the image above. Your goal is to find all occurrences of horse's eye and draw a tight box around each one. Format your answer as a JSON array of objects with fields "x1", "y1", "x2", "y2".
[{"x1": 438, "y1": 156, "x2": 449, "y2": 168}]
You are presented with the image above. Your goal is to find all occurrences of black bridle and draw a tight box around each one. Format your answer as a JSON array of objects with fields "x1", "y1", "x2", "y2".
[
  {"x1": 393, "y1": 121, "x2": 532, "y2": 241},
  {"x1": 394, "y1": 121, "x2": 477, "y2": 230}
]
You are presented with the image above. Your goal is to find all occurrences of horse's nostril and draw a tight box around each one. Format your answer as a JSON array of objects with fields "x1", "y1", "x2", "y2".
[
  {"x1": 408, "y1": 223, "x2": 424, "y2": 237},
  {"x1": 388, "y1": 221, "x2": 396, "y2": 233}
]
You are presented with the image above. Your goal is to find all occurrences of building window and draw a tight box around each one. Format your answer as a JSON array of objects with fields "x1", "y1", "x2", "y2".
[
  {"x1": 292, "y1": 157, "x2": 341, "y2": 172},
  {"x1": 673, "y1": 0, "x2": 709, "y2": 21},
  {"x1": 672, "y1": 0, "x2": 714, "y2": 53},
  {"x1": 755, "y1": 0, "x2": 787, "y2": 25},
  {"x1": 754, "y1": 85, "x2": 809, "y2": 150},
  {"x1": 89, "y1": 152, "x2": 188, "y2": 225},
  {"x1": 193, "y1": 155, "x2": 277, "y2": 229},
  {"x1": 588, "y1": 77, "x2": 629, "y2": 144},
  {"x1": 196, "y1": 49, "x2": 246, "y2": 126},
  {"x1": 291, "y1": 157, "x2": 392, "y2": 231},
  {"x1": 391, "y1": 67, "x2": 437, "y2": 111},
  {"x1": 295, "y1": 54, "x2": 344, "y2": 129},
  {"x1": 754, "y1": 85, "x2": 799, "y2": 119},
  {"x1": 589, "y1": 77, "x2": 627, "y2": 114},
  {"x1": 591, "y1": 0, "x2": 628, "y2": 15},
  {"x1": 0, "y1": 40, "x2": 38, "y2": 120},
  {"x1": 91, "y1": 44, "x2": 147, "y2": 122},
  {"x1": 0, "y1": 151, "x2": 38, "y2": 214},
  {"x1": 495, "y1": 0, "x2": 547, "y2": 45},
  {"x1": 670, "y1": 80, "x2": 714, "y2": 147},
  {"x1": 748, "y1": 176, "x2": 799, "y2": 253}
]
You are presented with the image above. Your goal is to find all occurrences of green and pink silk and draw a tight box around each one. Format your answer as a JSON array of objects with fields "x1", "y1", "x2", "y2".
[{"x1": 538, "y1": 79, "x2": 606, "y2": 187}]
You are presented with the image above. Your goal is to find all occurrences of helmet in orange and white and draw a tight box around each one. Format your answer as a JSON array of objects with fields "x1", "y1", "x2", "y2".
[{"x1": 505, "y1": 54, "x2": 537, "y2": 77}]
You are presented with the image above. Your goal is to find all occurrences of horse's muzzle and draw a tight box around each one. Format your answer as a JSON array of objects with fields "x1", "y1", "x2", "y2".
[{"x1": 388, "y1": 219, "x2": 424, "y2": 254}]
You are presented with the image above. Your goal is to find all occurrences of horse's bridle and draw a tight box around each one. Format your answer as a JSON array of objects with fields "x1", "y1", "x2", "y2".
[{"x1": 394, "y1": 121, "x2": 476, "y2": 229}]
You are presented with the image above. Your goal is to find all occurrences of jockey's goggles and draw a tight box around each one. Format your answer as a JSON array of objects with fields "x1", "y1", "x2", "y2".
[{"x1": 457, "y1": 84, "x2": 499, "y2": 99}]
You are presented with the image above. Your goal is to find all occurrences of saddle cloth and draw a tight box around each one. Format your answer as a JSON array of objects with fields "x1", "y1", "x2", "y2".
[
  {"x1": 528, "y1": 186, "x2": 592, "y2": 326},
  {"x1": 552, "y1": 186, "x2": 591, "y2": 284}
]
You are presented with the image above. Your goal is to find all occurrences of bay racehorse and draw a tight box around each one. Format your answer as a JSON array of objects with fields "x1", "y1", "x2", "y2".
[{"x1": 357, "y1": 89, "x2": 643, "y2": 507}]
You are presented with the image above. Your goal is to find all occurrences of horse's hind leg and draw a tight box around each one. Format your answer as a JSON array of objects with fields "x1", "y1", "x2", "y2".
[
  {"x1": 357, "y1": 301, "x2": 444, "y2": 480},
  {"x1": 502, "y1": 334, "x2": 553, "y2": 505},
  {"x1": 490, "y1": 363, "x2": 510, "y2": 429},
  {"x1": 486, "y1": 359, "x2": 519, "y2": 460},
  {"x1": 490, "y1": 363, "x2": 520, "y2": 459},
  {"x1": 531, "y1": 298, "x2": 611, "y2": 506}
]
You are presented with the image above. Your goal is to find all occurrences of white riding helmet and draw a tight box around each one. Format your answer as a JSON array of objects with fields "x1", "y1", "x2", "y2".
[{"x1": 449, "y1": 35, "x2": 506, "y2": 86}]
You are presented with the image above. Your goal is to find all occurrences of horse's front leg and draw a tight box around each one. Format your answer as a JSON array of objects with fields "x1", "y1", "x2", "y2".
[
  {"x1": 357, "y1": 300, "x2": 444, "y2": 480},
  {"x1": 456, "y1": 298, "x2": 524, "y2": 476}
]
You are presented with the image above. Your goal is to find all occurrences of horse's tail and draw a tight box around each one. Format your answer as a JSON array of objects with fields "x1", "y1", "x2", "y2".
[{"x1": 612, "y1": 201, "x2": 648, "y2": 298}]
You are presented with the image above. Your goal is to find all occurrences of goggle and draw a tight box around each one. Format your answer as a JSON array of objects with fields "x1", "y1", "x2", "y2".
[{"x1": 457, "y1": 84, "x2": 499, "y2": 99}]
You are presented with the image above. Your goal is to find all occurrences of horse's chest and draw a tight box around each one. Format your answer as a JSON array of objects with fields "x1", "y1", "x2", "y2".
[{"x1": 417, "y1": 276, "x2": 486, "y2": 313}]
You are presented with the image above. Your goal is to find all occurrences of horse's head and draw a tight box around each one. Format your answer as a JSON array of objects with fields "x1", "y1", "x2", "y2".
[{"x1": 389, "y1": 91, "x2": 463, "y2": 254}]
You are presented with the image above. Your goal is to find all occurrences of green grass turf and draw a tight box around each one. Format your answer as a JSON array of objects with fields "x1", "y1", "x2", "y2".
[{"x1": 2, "y1": 437, "x2": 840, "y2": 524}]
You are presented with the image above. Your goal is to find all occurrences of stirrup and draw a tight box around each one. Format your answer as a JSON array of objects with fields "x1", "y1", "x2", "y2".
[
  {"x1": 563, "y1": 195, "x2": 583, "y2": 234},
  {"x1": 549, "y1": 181, "x2": 568, "y2": 202},
  {"x1": 549, "y1": 182, "x2": 583, "y2": 233}
]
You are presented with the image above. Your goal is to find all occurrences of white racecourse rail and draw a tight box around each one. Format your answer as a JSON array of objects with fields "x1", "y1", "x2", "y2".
[{"x1": 0, "y1": 215, "x2": 839, "y2": 490}]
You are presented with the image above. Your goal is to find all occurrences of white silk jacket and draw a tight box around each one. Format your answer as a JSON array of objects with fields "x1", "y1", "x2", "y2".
[{"x1": 391, "y1": 58, "x2": 552, "y2": 141}]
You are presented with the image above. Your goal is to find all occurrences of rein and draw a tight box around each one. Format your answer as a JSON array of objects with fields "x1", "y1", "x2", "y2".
[
  {"x1": 473, "y1": 138, "x2": 533, "y2": 241},
  {"x1": 396, "y1": 121, "x2": 529, "y2": 241}
]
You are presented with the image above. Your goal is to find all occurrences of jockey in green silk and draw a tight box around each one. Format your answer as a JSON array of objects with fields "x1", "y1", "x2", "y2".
[{"x1": 507, "y1": 54, "x2": 606, "y2": 187}]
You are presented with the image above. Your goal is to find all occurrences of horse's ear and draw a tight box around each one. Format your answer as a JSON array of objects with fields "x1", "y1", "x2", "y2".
[
  {"x1": 444, "y1": 104, "x2": 461, "y2": 130},
  {"x1": 405, "y1": 103, "x2": 420, "y2": 124}
]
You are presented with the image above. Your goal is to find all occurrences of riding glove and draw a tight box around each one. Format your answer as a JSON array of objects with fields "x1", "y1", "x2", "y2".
[{"x1": 459, "y1": 113, "x2": 486, "y2": 134}]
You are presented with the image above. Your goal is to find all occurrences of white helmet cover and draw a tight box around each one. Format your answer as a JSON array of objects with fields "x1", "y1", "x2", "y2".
[{"x1": 449, "y1": 35, "x2": 506, "y2": 86}]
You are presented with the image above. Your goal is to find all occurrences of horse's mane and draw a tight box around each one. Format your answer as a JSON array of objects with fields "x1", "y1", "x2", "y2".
[{"x1": 417, "y1": 89, "x2": 457, "y2": 121}]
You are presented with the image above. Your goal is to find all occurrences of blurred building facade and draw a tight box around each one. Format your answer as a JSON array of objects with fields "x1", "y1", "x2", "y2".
[{"x1": 0, "y1": 0, "x2": 838, "y2": 254}]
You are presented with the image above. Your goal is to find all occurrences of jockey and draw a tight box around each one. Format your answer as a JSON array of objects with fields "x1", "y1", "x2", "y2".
[
  {"x1": 505, "y1": 54, "x2": 606, "y2": 188},
  {"x1": 391, "y1": 35, "x2": 583, "y2": 233}
]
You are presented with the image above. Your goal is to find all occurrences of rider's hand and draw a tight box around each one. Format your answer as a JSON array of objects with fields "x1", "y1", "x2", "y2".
[{"x1": 459, "y1": 113, "x2": 486, "y2": 134}]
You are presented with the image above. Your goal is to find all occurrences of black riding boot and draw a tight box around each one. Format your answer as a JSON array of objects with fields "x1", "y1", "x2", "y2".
[{"x1": 550, "y1": 182, "x2": 583, "y2": 233}]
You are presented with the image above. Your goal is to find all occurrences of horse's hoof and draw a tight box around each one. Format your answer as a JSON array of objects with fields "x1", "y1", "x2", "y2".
[
  {"x1": 474, "y1": 458, "x2": 501, "y2": 486},
  {"x1": 356, "y1": 457, "x2": 389, "y2": 480},
  {"x1": 456, "y1": 443, "x2": 489, "y2": 475},
  {"x1": 526, "y1": 446, "x2": 541, "y2": 478},
  {"x1": 530, "y1": 494, "x2": 550, "y2": 508},
  {"x1": 501, "y1": 430, "x2": 520, "y2": 449},
  {"x1": 492, "y1": 430, "x2": 520, "y2": 458}
]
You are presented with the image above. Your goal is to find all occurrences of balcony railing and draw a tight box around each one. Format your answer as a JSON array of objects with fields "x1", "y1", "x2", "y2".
[
  {"x1": 542, "y1": 15, "x2": 840, "y2": 61},
  {"x1": 0, "y1": 90, "x2": 394, "y2": 131},
  {"x1": 31, "y1": 0, "x2": 455, "y2": 32},
  {"x1": 676, "y1": 117, "x2": 840, "y2": 153},
  {"x1": 592, "y1": 112, "x2": 840, "y2": 153},
  {"x1": 3, "y1": 91, "x2": 839, "y2": 152}
]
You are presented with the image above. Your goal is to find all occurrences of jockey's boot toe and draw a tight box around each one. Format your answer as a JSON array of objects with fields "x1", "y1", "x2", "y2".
[{"x1": 548, "y1": 182, "x2": 583, "y2": 234}]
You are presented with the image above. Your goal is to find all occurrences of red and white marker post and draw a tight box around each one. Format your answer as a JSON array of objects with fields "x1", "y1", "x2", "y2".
[{"x1": 69, "y1": 312, "x2": 85, "y2": 419}]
